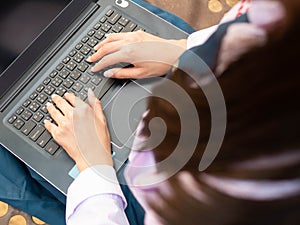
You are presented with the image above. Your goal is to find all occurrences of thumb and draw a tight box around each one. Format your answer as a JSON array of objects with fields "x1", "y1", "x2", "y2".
[{"x1": 87, "y1": 88, "x2": 103, "y2": 113}]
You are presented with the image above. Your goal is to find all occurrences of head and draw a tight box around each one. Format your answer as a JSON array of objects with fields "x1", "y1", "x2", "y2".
[{"x1": 137, "y1": 0, "x2": 300, "y2": 224}]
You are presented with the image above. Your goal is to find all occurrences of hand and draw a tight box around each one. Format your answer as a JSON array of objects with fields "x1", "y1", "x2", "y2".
[
  {"x1": 88, "y1": 30, "x2": 187, "y2": 79},
  {"x1": 44, "y1": 89, "x2": 113, "y2": 172}
]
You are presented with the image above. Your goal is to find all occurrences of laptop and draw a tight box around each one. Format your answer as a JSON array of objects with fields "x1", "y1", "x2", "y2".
[{"x1": 0, "y1": 0, "x2": 188, "y2": 195}]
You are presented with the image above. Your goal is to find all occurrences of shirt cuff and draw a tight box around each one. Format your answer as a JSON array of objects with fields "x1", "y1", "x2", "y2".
[{"x1": 66, "y1": 165, "x2": 127, "y2": 219}]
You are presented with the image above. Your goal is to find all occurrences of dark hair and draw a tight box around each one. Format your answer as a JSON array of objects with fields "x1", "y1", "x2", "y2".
[{"x1": 141, "y1": 1, "x2": 300, "y2": 224}]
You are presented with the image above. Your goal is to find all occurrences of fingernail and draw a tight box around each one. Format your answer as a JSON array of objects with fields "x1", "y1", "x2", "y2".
[
  {"x1": 51, "y1": 94, "x2": 58, "y2": 99},
  {"x1": 88, "y1": 88, "x2": 96, "y2": 98},
  {"x1": 86, "y1": 56, "x2": 92, "y2": 62},
  {"x1": 90, "y1": 67, "x2": 96, "y2": 72},
  {"x1": 94, "y1": 44, "x2": 100, "y2": 50},
  {"x1": 46, "y1": 102, "x2": 52, "y2": 107},
  {"x1": 104, "y1": 70, "x2": 114, "y2": 77}
]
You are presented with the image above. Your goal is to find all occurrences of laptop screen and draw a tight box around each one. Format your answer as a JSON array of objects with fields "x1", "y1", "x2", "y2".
[
  {"x1": 0, "y1": 0, "x2": 74, "y2": 107},
  {"x1": 0, "y1": 0, "x2": 71, "y2": 75}
]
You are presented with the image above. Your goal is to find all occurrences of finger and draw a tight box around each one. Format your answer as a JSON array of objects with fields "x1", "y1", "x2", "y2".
[
  {"x1": 73, "y1": 94, "x2": 86, "y2": 108},
  {"x1": 87, "y1": 88, "x2": 106, "y2": 123},
  {"x1": 87, "y1": 40, "x2": 125, "y2": 63},
  {"x1": 51, "y1": 94, "x2": 73, "y2": 116},
  {"x1": 87, "y1": 88, "x2": 102, "y2": 110},
  {"x1": 46, "y1": 102, "x2": 64, "y2": 124},
  {"x1": 91, "y1": 50, "x2": 129, "y2": 72},
  {"x1": 103, "y1": 67, "x2": 146, "y2": 79},
  {"x1": 94, "y1": 32, "x2": 133, "y2": 51},
  {"x1": 64, "y1": 92, "x2": 76, "y2": 107},
  {"x1": 44, "y1": 119, "x2": 58, "y2": 136}
]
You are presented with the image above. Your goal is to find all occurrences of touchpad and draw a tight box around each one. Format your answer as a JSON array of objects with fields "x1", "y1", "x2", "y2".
[{"x1": 103, "y1": 80, "x2": 152, "y2": 149}]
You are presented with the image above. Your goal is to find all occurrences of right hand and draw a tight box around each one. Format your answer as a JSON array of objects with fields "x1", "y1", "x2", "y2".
[{"x1": 88, "y1": 30, "x2": 187, "y2": 79}]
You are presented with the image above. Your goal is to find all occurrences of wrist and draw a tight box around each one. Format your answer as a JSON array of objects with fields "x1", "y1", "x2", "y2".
[
  {"x1": 169, "y1": 39, "x2": 187, "y2": 50},
  {"x1": 75, "y1": 154, "x2": 113, "y2": 172}
]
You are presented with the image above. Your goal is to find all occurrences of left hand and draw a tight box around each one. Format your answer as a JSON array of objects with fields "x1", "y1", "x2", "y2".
[{"x1": 44, "y1": 89, "x2": 113, "y2": 172}]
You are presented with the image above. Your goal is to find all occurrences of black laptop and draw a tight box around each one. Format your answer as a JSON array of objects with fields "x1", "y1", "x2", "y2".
[{"x1": 0, "y1": 0, "x2": 187, "y2": 195}]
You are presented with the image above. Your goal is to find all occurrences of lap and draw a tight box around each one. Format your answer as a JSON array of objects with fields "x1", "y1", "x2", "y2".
[{"x1": 0, "y1": 145, "x2": 66, "y2": 225}]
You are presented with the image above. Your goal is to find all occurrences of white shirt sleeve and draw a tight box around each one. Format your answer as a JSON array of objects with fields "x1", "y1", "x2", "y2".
[{"x1": 66, "y1": 165, "x2": 130, "y2": 225}]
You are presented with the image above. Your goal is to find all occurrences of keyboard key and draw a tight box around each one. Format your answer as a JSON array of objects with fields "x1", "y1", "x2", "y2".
[
  {"x1": 108, "y1": 12, "x2": 121, "y2": 25},
  {"x1": 49, "y1": 70, "x2": 58, "y2": 78},
  {"x1": 41, "y1": 105, "x2": 48, "y2": 114},
  {"x1": 16, "y1": 107, "x2": 24, "y2": 115},
  {"x1": 21, "y1": 109, "x2": 33, "y2": 121},
  {"x1": 59, "y1": 69, "x2": 70, "y2": 79},
  {"x1": 94, "y1": 31, "x2": 105, "y2": 40},
  {"x1": 73, "y1": 53, "x2": 84, "y2": 63},
  {"x1": 62, "y1": 56, "x2": 71, "y2": 64},
  {"x1": 99, "y1": 16, "x2": 107, "y2": 23},
  {"x1": 87, "y1": 38, "x2": 98, "y2": 48},
  {"x1": 33, "y1": 112, "x2": 44, "y2": 122},
  {"x1": 43, "y1": 77, "x2": 51, "y2": 85},
  {"x1": 36, "y1": 84, "x2": 45, "y2": 93},
  {"x1": 77, "y1": 62, "x2": 89, "y2": 72},
  {"x1": 45, "y1": 140, "x2": 59, "y2": 155},
  {"x1": 84, "y1": 83, "x2": 95, "y2": 92},
  {"x1": 81, "y1": 36, "x2": 89, "y2": 43},
  {"x1": 29, "y1": 125, "x2": 45, "y2": 141},
  {"x1": 75, "y1": 43, "x2": 83, "y2": 50},
  {"x1": 80, "y1": 46, "x2": 91, "y2": 55},
  {"x1": 118, "y1": 17, "x2": 129, "y2": 26},
  {"x1": 22, "y1": 99, "x2": 31, "y2": 107},
  {"x1": 72, "y1": 82, "x2": 83, "y2": 92},
  {"x1": 66, "y1": 61, "x2": 77, "y2": 71},
  {"x1": 101, "y1": 23, "x2": 111, "y2": 32},
  {"x1": 37, "y1": 93, "x2": 48, "y2": 104},
  {"x1": 8, "y1": 115, "x2": 17, "y2": 124},
  {"x1": 21, "y1": 120, "x2": 36, "y2": 136},
  {"x1": 56, "y1": 87, "x2": 67, "y2": 97},
  {"x1": 105, "y1": 9, "x2": 114, "y2": 17},
  {"x1": 70, "y1": 70, "x2": 82, "y2": 80},
  {"x1": 87, "y1": 29, "x2": 95, "y2": 36},
  {"x1": 112, "y1": 24, "x2": 123, "y2": 33},
  {"x1": 28, "y1": 102, "x2": 40, "y2": 112},
  {"x1": 56, "y1": 63, "x2": 64, "y2": 71},
  {"x1": 123, "y1": 21, "x2": 137, "y2": 32},
  {"x1": 13, "y1": 119, "x2": 25, "y2": 130},
  {"x1": 29, "y1": 92, "x2": 38, "y2": 100},
  {"x1": 91, "y1": 76, "x2": 102, "y2": 85},
  {"x1": 79, "y1": 74, "x2": 90, "y2": 84},
  {"x1": 44, "y1": 85, "x2": 55, "y2": 96},
  {"x1": 69, "y1": 50, "x2": 77, "y2": 57},
  {"x1": 37, "y1": 130, "x2": 51, "y2": 148},
  {"x1": 93, "y1": 22, "x2": 101, "y2": 30},
  {"x1": 63, "y1": 78, "x2": 74, "y2": 89},
  {"x1": 51, "y1": 77, "x2": 63, "y2": 87}
]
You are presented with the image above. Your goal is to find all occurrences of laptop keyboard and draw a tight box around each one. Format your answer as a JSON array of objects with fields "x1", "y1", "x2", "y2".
[{"x1": 7, "y1": 7, "x2": 145, "y2": 156}]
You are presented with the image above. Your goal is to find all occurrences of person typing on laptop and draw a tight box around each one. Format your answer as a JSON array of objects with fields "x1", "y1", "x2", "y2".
[
  {"x1": 43, "y1": 0, "x2": 300, "y2": 224},
  {"x1": 0, "y1": 0, "x2": 292, "y2": 224},
  {"x1": 44, "y1": 0, "x2": 300, "y2": 224}
]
